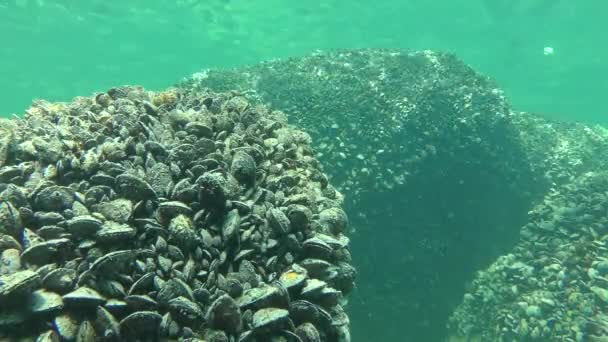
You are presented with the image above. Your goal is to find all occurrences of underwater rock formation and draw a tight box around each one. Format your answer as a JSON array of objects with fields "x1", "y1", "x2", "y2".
[
  {"x1": 445, "y1": 113, "x2": 608, "y2": 341},
  {"x1": 448, "y1": 170, "x2": 608, "y2": 341},
  {"x1": 512, "y1": 111, "x2": 608, "y2": 187},
  {"x1": 0, "y1": 86, "x2": 354, "y2": 341},
  {"x1": 182, "y1": 49, "x2": 535, "y2": 203},
  {"x1": 181, "y1": 48, "x2": 539, "y2": 340}
]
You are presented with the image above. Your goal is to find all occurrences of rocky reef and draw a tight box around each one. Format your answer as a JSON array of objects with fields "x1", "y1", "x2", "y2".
[
  {"x1": 447, "y1": 114, "x2": 608, "y2": 341},
  {"x1": 448, "y1": 170, "x2": 608, "y2": 341},
  {"x1": 181, "y1": 48, "x2": 539, "y2": 340},
  {"x1": 3, "y1": 47, "x2": 605, "y2": 342},
  {"x1": 181, "y1": 49, "x2": 535, "y2": 203},
  {"x1": 0, "y1": 86, "x2": 355, "y2": 341},
  {"x1": 512, "y1": 111, "x2": 608, "y2": 188},
  {"x1": 180, "y1": 48, "x2": 608, "y2": 341}
]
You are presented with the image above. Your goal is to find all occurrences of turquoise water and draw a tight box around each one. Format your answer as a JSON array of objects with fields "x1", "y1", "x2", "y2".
[
  {"x1": 1, "y1": 2, "x2": 607, "y2": 341},
  {"x1": 1, "y1": 1, "x2": 606, "y2": 123}
]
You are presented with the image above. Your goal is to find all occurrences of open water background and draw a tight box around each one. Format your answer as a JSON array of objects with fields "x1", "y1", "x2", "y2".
[
  {"x1": 0, "y1": 0, "x2": 606, "y2": 123},
  {"x1": 0, "y1": 1, "x2": 606, "y2": 341}
]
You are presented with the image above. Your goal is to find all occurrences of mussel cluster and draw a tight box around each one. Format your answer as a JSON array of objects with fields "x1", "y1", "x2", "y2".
[
  {"x1": 448, "y1": 171, "x2": 608, "y2": 341},
  {"x1": 182, "y1": 48, "x2": 537, "y2": 341},
  {"x1": 511, "y1": 110, "x2": 608, "y2": 188},
  {"x1": 181, "y1": 49, "x2": 532, "y2": 207},
  {"x1": 0, "y1": 86, "x2": 355, "y2": 341}
]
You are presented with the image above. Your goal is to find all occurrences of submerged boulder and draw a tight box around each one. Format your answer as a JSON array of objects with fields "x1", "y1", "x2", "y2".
[{"x1": 182, "y1": 48, "x2": 538, "y2": 340}]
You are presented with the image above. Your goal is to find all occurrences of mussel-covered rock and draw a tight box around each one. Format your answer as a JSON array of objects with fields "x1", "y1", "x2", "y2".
[{"x1": 0, "y1": 87, "x2": 354, "y2": 341}]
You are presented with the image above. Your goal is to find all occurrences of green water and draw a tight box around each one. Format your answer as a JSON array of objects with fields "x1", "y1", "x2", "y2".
[
  {"x1": 1, "y1": 1, "x2": 606, "y2": 123},
  {"x1": 1, "y1": 1, "x2": 607, "y2": 341}
]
